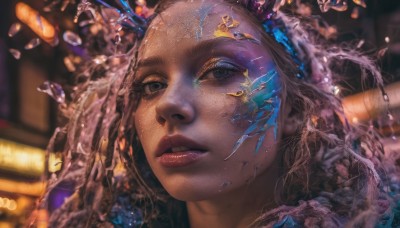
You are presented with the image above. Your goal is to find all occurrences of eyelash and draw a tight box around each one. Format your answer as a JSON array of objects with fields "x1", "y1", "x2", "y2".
[
  {"x1": 133, "y1": 60, "x2": 243, "y2": 98},
  {"x1": 199, "y1": 61, "x2": 242, "y2": 82}
]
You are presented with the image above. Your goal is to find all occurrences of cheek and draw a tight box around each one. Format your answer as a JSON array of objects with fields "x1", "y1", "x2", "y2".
[{"x1": 134, "y1": 104, "x2": 156, "y2": 148}]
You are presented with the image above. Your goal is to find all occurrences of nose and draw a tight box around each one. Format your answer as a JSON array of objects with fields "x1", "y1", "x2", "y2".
[{"x1": 155, "y1": 79, "x2": 195, "y2": 126}]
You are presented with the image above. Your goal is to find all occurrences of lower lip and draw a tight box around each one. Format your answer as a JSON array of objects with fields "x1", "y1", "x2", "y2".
[{"x1": 158, "y1": 151, "x2": 205, "y2": 167}]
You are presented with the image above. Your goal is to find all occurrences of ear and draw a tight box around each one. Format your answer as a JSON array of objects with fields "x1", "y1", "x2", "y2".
[{"x1": 281, "y1": 99, "x2": 302, "y2": 136}]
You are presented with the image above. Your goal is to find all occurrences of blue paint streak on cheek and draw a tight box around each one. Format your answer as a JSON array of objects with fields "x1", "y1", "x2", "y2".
[{"x1": 225, "y1": 69, "x2": 281, "y2": 160}]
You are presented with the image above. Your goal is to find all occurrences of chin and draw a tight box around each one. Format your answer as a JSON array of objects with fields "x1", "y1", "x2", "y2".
[{"x1": 161, "y1": 177, "x2": 221, "y2": 202}]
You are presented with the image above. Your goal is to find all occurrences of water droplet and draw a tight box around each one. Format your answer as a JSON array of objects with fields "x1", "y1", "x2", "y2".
[
  {"x1": 383, "y1": 93, "x2": 389, "y2": 102},
  {"x1": 356, "y1": 39, "x2": 365, "y2": 48},
  {"x1": 9, "y1": 49, "x2": 21, "y2": 59},
  {"x1": 333, "y1": 85, "x2": 340, "y2": 95},
  {"x1": 24, "y1": 38, "x2": 41, "y2": 50},
  {"x1": 385, "y1": 36, "x2": 390, "y2": 43},
  {"x1": 37, "y1": 81, "x2": 66, "y2": 104},
  {"x1": 61, "y1": 0, "x2": 69, "y2": 11},
  {"x1": 93, "y1": 55, "x2": 107, "y2": 65},
  {"x1": 388, "y1": 113, "x2": 394, "y2": 121},
  {"x1": 63, "y1": 30, "x2": 82, "y2": 46},
  {"x1": 115, "y1": 34, "x2": 121, "y2": 45},
  {"x1": 8, "y1": 23, "x2": 22, "y2": 37},
  {"x1": 64, "y1": 56, "x2": 76, "y2": 72}
]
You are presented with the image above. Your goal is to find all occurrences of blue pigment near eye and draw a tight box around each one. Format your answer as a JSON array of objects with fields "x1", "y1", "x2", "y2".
[{"x1": 225, "y1": 69, "x2": 281, "y2": 160}]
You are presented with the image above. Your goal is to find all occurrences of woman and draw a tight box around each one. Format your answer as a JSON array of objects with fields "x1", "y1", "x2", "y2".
[{"x1": 41, "y1": 0, "x2": 400, "y2": 227}]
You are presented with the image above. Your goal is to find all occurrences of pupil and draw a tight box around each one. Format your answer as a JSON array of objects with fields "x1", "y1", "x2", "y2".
[{"x1": 214, "y1": 69, "x2": 230, "y2": 78}]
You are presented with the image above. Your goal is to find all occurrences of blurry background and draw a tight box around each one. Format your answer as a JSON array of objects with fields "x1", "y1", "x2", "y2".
[{"x1": 0, "y1": 0, "x2": 399, "y2": 227}]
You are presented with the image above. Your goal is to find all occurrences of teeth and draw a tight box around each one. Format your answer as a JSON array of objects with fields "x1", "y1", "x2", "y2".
[{"x1": 171, "y1": 146, "x2": 191, "y2": 152}]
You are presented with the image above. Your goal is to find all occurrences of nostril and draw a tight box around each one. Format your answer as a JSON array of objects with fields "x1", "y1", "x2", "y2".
[
  {"x1": 157, "y1": 115, "x2": 166, "y2": 124},
  {"x1": 171, "y1": 113, "x2": 185, "y2": 120}
]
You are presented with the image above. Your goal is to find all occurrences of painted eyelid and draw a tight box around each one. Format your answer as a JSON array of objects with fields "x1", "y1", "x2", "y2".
[{"x1": 197, "y1": 60, "x2": 243, "y2": 79}]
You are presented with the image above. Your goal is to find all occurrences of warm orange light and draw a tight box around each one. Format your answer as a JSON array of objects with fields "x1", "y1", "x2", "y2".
[
  {"x1": 15, "y1": 2, "x2": 57, "y2": 45},
  {"x1": 0, "y1": 178, "x2": 45, "y2": 197},
  {"x1": 0, "y1": 138, "x2": 45, "y2": 176}
]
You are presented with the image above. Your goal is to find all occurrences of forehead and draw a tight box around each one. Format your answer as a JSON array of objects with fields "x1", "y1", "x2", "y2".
[{"x1": 139, "y1": 0, "x2": 263, "y2": 58}]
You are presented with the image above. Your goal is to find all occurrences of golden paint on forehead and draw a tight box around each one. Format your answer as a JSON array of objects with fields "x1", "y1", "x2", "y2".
[
  {"x1": 214, "y1": 15, "x2": 239, "y2": 39},
  {"x1": 214, "y1": 15, "x2": 258, "y2": 43}
]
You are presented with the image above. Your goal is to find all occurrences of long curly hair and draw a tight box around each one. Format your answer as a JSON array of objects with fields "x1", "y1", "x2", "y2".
[{"x1": 36, "y1": 0, "x2": 400, "y2": 227}]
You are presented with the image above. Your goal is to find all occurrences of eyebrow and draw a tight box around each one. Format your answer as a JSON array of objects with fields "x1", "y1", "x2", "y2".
[
  {"x1": 136, "y1": 56, "x2": 166, "y2": 68},
  {"x1": 136, "y1": 37, "x2": 258, "y2": 68},
  {"x1": 186, "y1": 37, "x2": 245, "y2": 56}
]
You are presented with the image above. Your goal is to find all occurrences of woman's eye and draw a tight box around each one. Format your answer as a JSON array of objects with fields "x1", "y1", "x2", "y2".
[
  {"x1": 211, "y1": 68, "x2": 236, "y2": 79},
  {"x1": 200, "y1": 61, "x2": 242, "y2": 81},
  {"x1": 142, "y1": 81, "x2": 166, "y2": 96}
]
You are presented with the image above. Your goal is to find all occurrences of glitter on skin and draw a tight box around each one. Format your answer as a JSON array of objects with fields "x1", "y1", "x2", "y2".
[{"x1": 225, "y1": 69, "x2": 281, "y2": 160}]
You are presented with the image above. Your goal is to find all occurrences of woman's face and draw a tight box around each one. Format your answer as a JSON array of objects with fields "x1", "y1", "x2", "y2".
[{"x1": 134, "y1": 0, "x2": 285, "y2": 201}]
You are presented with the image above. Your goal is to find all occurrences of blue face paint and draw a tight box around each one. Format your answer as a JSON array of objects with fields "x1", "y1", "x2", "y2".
[
  {"x1": 196, "y1": 5, "x2": 213, "y2": 40},
  {"x1": 225, "y1": 69, "x2": 281, "y2": 160}
]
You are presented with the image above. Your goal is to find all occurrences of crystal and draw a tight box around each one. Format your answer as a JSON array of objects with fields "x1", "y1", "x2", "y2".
[
  {"x1": 79, "y1": 19, "x2": 94, "y2": 27},
  {"x1": 75, "y1": 1, "x2": 96, "y2": 23},
  {"x1": 383, "y1": 93, "x2": 389, "y2": 102},
  {"x1": 385, "y1": 37, "x2": 390, "y2": 43},
  {"x1": 24, "y1": 38, "x2": 41, "y2": 50},
  {"x1": 356, "y1": 39, "x2": 365, "y2": 48},
  {"x1": 115, "y1": 34, "x2": 121, "y2": 44},
  {"x1": 93, "y1": 55, "x2": 107, "y2": 65},
  {"x1": 61, "y1": 0, "x2": 69, "y2": 11},
  {"x1": 64, "y1": 56, "x2": 76, "y2": 72},
  {"x1": 37, "y1": 81, "x2": 66, "y2": 104},
  {"x1": 9, "y1": 49, "x2": 21, "y2": 59},
  {"x1": 63, "y1": 30, "x2": 82, "y2": 46},
  {"x1": 8, "y1": 23, "x2": 22, "y2": 37},
  {"x1": 388, "y1": 113, "x2": 394, "y2": 121},
  {"x1": 353, "y1": 0, "x2": 366, "y2": 8}
]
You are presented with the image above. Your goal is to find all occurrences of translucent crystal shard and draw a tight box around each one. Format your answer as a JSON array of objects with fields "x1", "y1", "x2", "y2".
[
  {"x1": 9, "y1": 48, "x2": 21, "y2": 59},
  {"x1": 37, "y1": 81, "x2": 66, "y2": 104},
  {"x1": 24, "y1": 38, "x2": 41, "y2": 50},
  {"x1": 8, "y1": 23, "x2": 22, "y2": 37},
  {"x1": 63, "y1": 31, "x2": 82, "y2": 46}
]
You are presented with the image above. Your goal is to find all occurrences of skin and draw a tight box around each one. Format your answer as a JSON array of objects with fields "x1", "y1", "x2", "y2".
[{"x1": 134, "y1": 0, "x2": 291, "y2": 227}]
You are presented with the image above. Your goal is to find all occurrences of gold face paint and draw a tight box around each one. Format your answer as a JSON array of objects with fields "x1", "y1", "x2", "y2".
[
  {"x1": 214, "y1": 15, "x2": 259, "y2": 42},
  {"x1": 226, "y1": 70, "x2": 251, "y2": 102},
  {"x1": 214, "y1": 15, "x2": 239, "y2": 39}
]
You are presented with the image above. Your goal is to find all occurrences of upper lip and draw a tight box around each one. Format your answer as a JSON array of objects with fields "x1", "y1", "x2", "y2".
[{"x1": 155, "y1": 135, "x2": 207, "y2": 157}]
